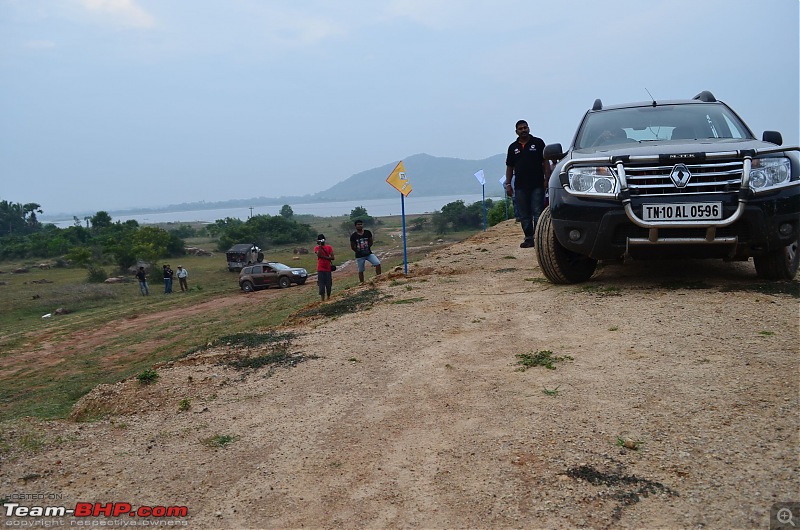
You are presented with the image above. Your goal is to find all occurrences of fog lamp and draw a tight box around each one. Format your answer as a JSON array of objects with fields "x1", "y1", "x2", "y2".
[
  {"x1": 569, "y1": 229, "x2": 581, "y2": 241},
  {"x1": 778, "y1": 223, "x2": 794, "y2": 236}
]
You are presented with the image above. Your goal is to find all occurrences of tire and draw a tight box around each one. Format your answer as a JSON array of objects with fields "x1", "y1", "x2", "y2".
[
  {"x1": 535, "y1": 206, "x2": 598, "y2": 284},
  {"x1": 241, "y1": 281, "x2": 255, "y2": 292},
  {"x1": 753, "y1": 235, "x2": 800, "y2": 280},
  {"x1": 278, "y1": 276, "x2": 291, "y2": 289}
]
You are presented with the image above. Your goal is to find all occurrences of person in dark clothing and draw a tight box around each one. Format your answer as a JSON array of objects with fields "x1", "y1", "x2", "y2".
[
  {"x1": 135, "y1": 266, "x2": 149, "y2": 296},
  {"x1": 349, "y1": 219, "x2": 381, "y2": 283},
  {"x1": 163, "y1": 264, "x2": 174, "y2": 294},
  {"x1": 505, "y1": 119, "x2": 551, "y2": 248}
]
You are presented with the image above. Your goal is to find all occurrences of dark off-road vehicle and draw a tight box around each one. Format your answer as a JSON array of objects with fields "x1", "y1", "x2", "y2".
[
  {"x1": 239, "y1": 262, "x2": 308, "y2": 292},
  {"x1": 536, "y1": 91, "x2": 800, "y2": 283}
]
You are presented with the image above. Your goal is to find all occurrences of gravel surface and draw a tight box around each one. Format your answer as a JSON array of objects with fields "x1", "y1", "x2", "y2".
[{"x1": 1, "y1": 219, "x2": 798, "y2": 529}]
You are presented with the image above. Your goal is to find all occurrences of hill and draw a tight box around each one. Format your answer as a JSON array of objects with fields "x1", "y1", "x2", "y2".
[
  {"x1": 82, "y1": 153, "x2": 508, "y2": 219},
  {"x1": 308, "y1": 153, "x2": 507, "y2": 201}
]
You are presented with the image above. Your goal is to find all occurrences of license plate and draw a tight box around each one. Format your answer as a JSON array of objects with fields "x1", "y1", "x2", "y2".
[{"x1": 642, "y1": 202, "x2": 722, "y2": 221}]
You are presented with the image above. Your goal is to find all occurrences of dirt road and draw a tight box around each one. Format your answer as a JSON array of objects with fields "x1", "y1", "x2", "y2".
[{"x1": 1, "y1": 220, "x2": 797, "y2": 529}]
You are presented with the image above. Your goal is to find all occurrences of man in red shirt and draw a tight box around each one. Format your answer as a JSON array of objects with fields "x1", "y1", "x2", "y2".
[{"x1": 314, "y1": 234, "x2": 335, "y2": 301}]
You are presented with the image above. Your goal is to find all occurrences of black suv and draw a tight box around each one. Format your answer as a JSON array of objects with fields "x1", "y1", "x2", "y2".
[{"x1": 536, "y1": 91, "x2": 800, "y2": 283}]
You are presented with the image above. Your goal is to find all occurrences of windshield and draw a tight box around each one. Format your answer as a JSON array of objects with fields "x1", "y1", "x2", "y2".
[
  {"x1": 575, "y1": 103, "x2": 754, "y2": 149},
  {"x1": 270, "y1": 262, "x2": 291, "y2": 270}
]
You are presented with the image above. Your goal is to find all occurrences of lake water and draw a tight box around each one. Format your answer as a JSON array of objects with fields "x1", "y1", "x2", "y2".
[{"x1": 44, "y1": 194, "x2": 502, "y2": 228}]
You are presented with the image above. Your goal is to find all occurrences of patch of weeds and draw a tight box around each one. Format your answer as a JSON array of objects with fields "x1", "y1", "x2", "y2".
[
  {"x1": 18, "y1": 432, "x2": 46, "y2": 452},
  {"x1": 608, "y1": 326, "x2": 619, "y2": 331},
  {"x1": 543, "y1": 385, "x2": 561, "y2": 396},
  {"x1": 658, "y1": 280, "x2": 713, "y2": 290},
  {"x1": 202, "y1": 434, "x2": 237, "y2": 448},
  {"x1": 226, "y1": 351, "x2": 316, "y2": 371},
  {"x1": 348, "y1": 357, "x2": 361, "y2": 363},
  {"x1": 136, "y1": 369, "x2": 158, "y2": 385},
  {"x1": 758, "y1": 330, "x2": 775, "y2": 336},
  {"x1": 495, "y1": 268, "x2": 518, "y2": 273},
  {"x1": 392, "y1": 297, "x2": 425, "y2": 304},
  {"x1": 389, "y1": 280, "x2": 405, "y2": 287},
  {"x1": 178, "y1": 398, "x2": 191, "y2": 412},
  {"x1": 697, "y1": 358, "x2": 710, "y2": 364},
  {"x1": 112, "y1": 421, "x2": 129, "y2": 430},
  {"x1": 502, "y1": 256, "x2": 517, "y2": 260},
  {"x1": 516, "y1": 350, "x2": 573, "y2": 371},
  {"x1": 578, "y1": 284, "x2": 622, "y2": 295},
  {"x1": 720, "y1": 281, "x2": 799, "y2": 298},
  {"x1": 193, "y1": 331, "x2": 298, "y2": 353},
  {"x1": 566, "y1": 464, "x2": 677, "y2": 520},
  {"x1": 21, "y1": 473, "x2": 42, "y2": 484},
  {"x1": 293, "y1": 288, "x2": 385, "y2": 319},
  {"x1": 405, "y1": 285, "x2": 413, "y2": 291}
]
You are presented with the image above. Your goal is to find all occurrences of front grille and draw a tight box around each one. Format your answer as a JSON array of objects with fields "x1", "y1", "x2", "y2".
[{"x1": 625, "y1": 159, "x2": 743, "y2": 196}]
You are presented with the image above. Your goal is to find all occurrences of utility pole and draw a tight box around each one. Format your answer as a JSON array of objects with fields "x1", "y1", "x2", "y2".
[{"x1": 249, "y1": 207, "x2": 254, "y2": 219}]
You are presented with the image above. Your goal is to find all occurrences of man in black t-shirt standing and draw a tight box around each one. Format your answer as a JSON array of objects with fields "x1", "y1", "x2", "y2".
[
  {"x1": 505, "y1": 119, "x2": 551, "y2": 248},
  {"x1": 350, "y1": 219, "x2": 382, "y2": 283}
]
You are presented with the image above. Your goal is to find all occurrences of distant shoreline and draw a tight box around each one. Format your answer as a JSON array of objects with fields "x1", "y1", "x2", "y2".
[{"x1": 41, "y1": 193, "x2": 505, "y2": 227}]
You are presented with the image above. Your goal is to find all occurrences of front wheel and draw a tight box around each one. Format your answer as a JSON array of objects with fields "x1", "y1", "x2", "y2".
[
  {"x1": 535, "y1": 207, "x2": 598, "y2": 284},
  {"x1": 753, "y1": 235, "x2": 800, "y2": 280},
  {"x1": 241, "y1": 281, "x2": 255, "y2": 292},
  {"x1": 278, "y1": 276, "x2": 291, "y2": 289}
]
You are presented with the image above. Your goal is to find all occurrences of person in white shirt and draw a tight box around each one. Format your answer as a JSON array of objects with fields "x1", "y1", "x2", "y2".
[{"x1": 176, "y1": 265, "x2": 189, "y2": 292}]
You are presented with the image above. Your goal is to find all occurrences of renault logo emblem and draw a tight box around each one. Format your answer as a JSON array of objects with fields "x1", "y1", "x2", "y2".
[{"x1": 669, "y1": 163, "x2": 692, "y2": 188}]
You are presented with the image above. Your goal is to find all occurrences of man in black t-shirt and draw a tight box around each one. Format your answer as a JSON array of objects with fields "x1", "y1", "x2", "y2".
[
  {"x1": 350, "y1": 219, "x2": 382, "y2": 283},
  {"x1": 505, "y1": 119, "x2": 551, "y2": 248}
]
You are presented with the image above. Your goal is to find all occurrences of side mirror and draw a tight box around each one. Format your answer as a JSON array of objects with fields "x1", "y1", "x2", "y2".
[
  {"x1": 543, "y1": 143, "x2": 564, "y2": 161},
  {"x1": 762, "y1": 131, "x2": 783, "y2": 145}
]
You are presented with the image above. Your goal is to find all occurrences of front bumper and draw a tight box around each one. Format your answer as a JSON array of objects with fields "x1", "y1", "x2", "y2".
[{"x1": 549, "y1": 185, "x2": 800, "y2": 260}]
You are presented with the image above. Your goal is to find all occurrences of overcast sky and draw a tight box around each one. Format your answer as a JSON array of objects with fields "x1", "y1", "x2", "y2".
[{"x1": 1, "y1": 0, "x2": 798, "y2": 216}]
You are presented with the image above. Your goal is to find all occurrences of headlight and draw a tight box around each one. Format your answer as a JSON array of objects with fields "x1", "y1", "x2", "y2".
[
  {"x1": 567, "y1": 166, "x2": 617, "y2": 195},
  {"x1": 750, "y1": 158, "x2": 791, "y2": 190}
]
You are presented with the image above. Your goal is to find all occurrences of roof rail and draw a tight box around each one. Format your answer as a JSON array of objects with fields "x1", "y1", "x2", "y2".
[
  {"x1": 693, "y1": 91, "x2": 717, "y2": 102},
  {"x1": 592, "y1": 99, "x2": 603, "y2": 111}
]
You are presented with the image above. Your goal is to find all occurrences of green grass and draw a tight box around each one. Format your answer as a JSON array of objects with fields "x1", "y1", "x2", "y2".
[
  {"x1": 515, "y1": 350, "x2": 574, "y2": 371},
  {"x1": 202, "y1": 434, "x2": 237, "y2": 448},
  {"x1": 136, "y1": 369, "x2": 159, "y2": 385},
  {"x1": 0, "y1": 216, "x2": 481, "y2": 420}
]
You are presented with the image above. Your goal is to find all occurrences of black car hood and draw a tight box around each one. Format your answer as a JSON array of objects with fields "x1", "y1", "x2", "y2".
[{"x1": 569, "y1": 138, "x2": 781, "y2": 160}]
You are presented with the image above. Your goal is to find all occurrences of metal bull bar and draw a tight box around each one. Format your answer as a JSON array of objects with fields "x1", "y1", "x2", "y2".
[{"x1": 560, "y1": 146, "x2": 799, "y2": 247}]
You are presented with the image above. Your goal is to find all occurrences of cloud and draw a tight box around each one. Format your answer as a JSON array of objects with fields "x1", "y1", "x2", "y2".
[{"x1": 78, "y1": 0, "x2": 155, "y2": 29}]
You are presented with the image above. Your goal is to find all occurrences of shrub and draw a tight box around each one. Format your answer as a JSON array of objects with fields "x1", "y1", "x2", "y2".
[{"x1": 86, "y1": 265, "x2": 108, "y2": 283}]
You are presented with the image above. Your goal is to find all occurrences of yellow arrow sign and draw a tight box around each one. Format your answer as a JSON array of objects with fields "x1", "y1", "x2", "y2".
[{"x1": 386, "y1": 161, "x2": 412, "y2": 197}]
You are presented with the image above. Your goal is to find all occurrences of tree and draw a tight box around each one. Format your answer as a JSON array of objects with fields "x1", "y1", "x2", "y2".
[
  {"x1": 279, "y1": 204, "x2": 294, "y2": 219},
  {"x1": 349, "y1": 206, "x2": 375, "y2": 226},
  {"x1": 90, "y1": 211, "x2": 113, "y2": 229},
  {"x1": 409, "y1": 216, "x2": 429, "y2": 231},
  {"x1": 0, "y1": 200, "x2": 42, "y2": 236}
]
